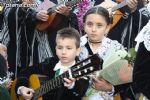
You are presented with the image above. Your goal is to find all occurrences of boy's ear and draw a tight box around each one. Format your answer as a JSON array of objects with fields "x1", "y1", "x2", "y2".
[{"x1": 76, "y1": 47, "x2": 81, "y2": 56}]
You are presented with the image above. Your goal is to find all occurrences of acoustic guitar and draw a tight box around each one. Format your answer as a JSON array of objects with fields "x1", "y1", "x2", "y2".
[
  {"x1": 36, "y1": 0, "x2": 83, "y2": 31},
  {"x1": 16, "y1": 54, "x2": 103, "y2": 100}
]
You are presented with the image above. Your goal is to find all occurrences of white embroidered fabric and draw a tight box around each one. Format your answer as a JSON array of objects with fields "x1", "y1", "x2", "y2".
[
  {"x1": 79, "y1": 35, "x2": 124, "y2": 60},
  {"x1": 135, "y1": 20, "x2": 150, "y2": 51}
]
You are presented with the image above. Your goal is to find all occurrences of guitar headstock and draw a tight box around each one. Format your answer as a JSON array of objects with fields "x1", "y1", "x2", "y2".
[{"x1": 71, "y1": 54, "x2": 103, "y2": 78}]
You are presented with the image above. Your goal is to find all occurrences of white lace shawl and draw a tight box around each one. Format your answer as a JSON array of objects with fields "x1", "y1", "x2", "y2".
[
  {"x1": 79, "y1": 35, "x2": 124, "y2": 61},
  {"x1": 135, "y1": 20, "x2": 150, "y2": 51}
]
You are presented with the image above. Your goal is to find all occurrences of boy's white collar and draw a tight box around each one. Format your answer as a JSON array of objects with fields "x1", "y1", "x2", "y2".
[{"x1": 53, "y1": 61, "x2": 76, "y2": 71}]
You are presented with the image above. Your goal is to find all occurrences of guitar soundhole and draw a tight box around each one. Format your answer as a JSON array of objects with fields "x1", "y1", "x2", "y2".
[
  {"x1": 38, "y1": 75, "x2": 50, "y2": 85},
  {"x1": 37, "y1": 75, "x2": 55, "y2": 99}
]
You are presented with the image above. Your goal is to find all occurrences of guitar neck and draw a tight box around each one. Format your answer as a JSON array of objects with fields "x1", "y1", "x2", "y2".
[
  {"x1": 32, "y1": 72, "x2": 69, "y2": 100},
  {"x1": 111, "y1": 0, "x2": 127, "y2": 12},
  {"x1": 47, "y1": 0, "x2": 79, "y2": 14}
]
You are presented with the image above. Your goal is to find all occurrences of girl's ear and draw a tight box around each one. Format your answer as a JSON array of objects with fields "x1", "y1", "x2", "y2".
[{"x1": 76, "y1": 47, "x2": 81, "y2": 56}]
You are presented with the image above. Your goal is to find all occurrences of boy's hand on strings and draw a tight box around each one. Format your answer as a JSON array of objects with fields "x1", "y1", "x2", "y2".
[
  {"x1": 19, "y1": 86, "x2": 35, "y2": 100},
  {"x1": 92, "y1": 76, "x2": 113, "y2": 92},
  {"x1": 64, "y1": 77, "x2": 76, "y2": 89}
]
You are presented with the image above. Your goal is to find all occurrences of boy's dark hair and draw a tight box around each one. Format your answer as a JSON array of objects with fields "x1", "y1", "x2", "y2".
[
  {"x1": 56, "y1": 28, "x2": 80, "y2": 48},
  {"x1": 83, "y1": 6, "x2": 112, "y2": 24}
]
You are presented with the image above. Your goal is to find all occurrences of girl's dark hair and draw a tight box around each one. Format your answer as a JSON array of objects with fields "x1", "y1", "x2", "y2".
[
  {"x1": 56, "y1": 28, "x2": 80, "y2": 48},
  {"x1": 83, "y1": 6, "x2": 112, "y2": 24},
  {"x1": 0, "y1": 54, "x2": 7, "y2": 78}
]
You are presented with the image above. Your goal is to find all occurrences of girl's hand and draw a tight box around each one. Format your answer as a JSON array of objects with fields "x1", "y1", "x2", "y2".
[
  {"x1": 64, "y1": 77, "x2": 76, "y2": 89},
  {"x1": 92, "y1": 77, "x2": 112, "y2": 92}
]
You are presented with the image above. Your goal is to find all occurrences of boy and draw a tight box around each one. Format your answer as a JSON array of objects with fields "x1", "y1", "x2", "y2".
[{"x1": 15, "y1": 28, "x2": 89, "y2": 100}]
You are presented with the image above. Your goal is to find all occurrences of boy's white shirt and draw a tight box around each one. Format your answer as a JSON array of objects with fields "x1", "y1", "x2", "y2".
[
  {"x1": 53, "y1": 61, "x2": 75, "y2": 75},
  {"x1": 79, "y1": 35, "x2": 124, "y2": 100},
  {"x1": 53, "y1": 61, "x2": 76, "y2": 89}
]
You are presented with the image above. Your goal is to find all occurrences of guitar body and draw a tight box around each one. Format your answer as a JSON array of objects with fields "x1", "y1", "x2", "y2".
[
  {"x1": 28, "y1": 74, "x2": 43, "y2": 100},
  {"x1": 36, "y1": 12, "x2": 56, "y2": 31},
  {"x1": 10, "y1": 79, "x2": 18, "y2": 100},
  {"x1": 110, "y1": 10, "x2": 123, "y2": 29},
  {"x1": 36, "y1": 12, "x2": 65, "y2": 31},
  {"x1": 10, "y1": 74, "x2": 48, "y2": 100},
  {"x1": 35, "y1": 0, "x2": 83, "y2": 31},
  {"x1": 17, "y1": 74, "x2": 43, "y2": 100},
  {"x1": 36, "y1": 12, "x2": 55, "y2": 31}
]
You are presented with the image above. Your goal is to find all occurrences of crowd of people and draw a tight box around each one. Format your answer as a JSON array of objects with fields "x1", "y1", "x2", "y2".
[{"x1": 0, "y1": 0, "x2": 150, "y2": 100}]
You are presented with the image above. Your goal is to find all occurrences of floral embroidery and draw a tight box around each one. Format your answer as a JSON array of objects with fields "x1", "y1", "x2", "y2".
[
  {"x1": 135, "y1": 20, "x2": 150, "y2": 51},
  {"x1": 79, "y1": 35, "x2": 124, "y2": 60}
]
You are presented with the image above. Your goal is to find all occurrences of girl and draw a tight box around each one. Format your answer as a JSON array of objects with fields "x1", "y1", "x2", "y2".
[{"x1": 79, "y1": 6, "x2": 127, "y2": 100}]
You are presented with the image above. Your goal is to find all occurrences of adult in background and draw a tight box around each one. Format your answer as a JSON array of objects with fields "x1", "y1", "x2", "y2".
[
  {"x1": 0, "y1": 0, "x2": 79, "y2": 78},
  {"x1": 107, "y1": 0, "x2": 149, "y2": 49}
]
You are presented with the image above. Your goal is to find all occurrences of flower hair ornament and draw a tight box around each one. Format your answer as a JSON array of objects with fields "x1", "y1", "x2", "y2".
[{"x1": 75, "y1": 0, "x2": 95, "y2": 31}]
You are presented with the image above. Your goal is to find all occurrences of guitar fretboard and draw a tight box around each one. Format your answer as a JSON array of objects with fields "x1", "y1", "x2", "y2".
[
  {"x1": 47, "y1": 0, "x2": 81, "y2": 14},
  {"x1": 111, "y1": 0, "x2": 127, "y2": 12},
  {"x1": 32, "y1": 72, "x2": 69, "y2": 100}
]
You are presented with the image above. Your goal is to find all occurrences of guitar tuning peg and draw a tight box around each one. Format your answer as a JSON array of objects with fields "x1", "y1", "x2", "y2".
[
  {"x1": 84, "y1": 69, "x2": 87, "y2": 73},
  {"x1": 90, "y1": 67, "x2": 94, "y2": 71}
]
